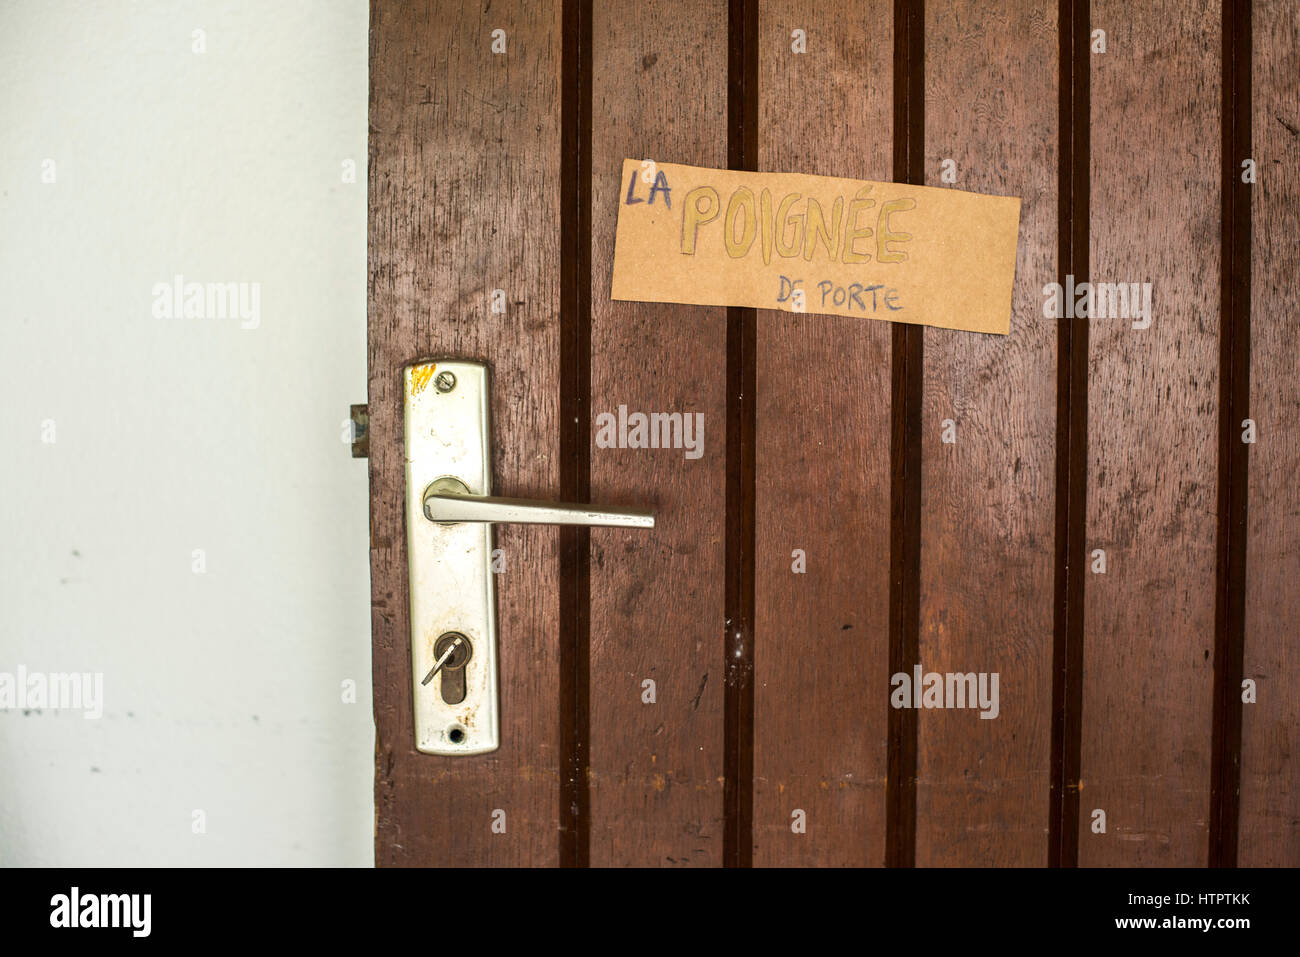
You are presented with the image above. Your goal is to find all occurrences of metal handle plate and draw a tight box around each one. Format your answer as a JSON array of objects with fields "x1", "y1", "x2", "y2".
[
  {"x1": 404, "y1": 360, "x2": 498, "y2": 755},
  {"x1": 403, "y1": 359, "x2": 654, "y2": 756}
]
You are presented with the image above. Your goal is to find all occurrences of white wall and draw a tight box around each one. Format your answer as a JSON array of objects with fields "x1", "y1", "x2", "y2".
[{"x1": 0, "y1": 1, "x2": 373, "y2": 865}]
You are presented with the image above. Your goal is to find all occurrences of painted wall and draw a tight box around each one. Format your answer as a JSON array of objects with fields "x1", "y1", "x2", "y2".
[{"x1": 0, "y1": 1, "x2": 373, "y2": 865}]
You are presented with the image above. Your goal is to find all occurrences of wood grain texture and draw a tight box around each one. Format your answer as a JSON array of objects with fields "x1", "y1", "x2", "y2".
[
  {"x1": 1081, "y1": 0, "x2": 1220, "y2": 865},
  {"x1": 587, "y1": 0, "x2": 728, "y2": 867},
  {"x1": 364, "y1": 0, "x2": 1300, "y2": 869},
  {"x1": 368, "y1": 0, "x2": 562, "y2": 866},
  {"x1": 752, "y1": 0, "x2": 893, "y2": 867},
  {"x1": 917, "y1": 0, "x2": 1057, "y2": 867},
  {"x1": 1240, "y1": 0, "x2": 1300, "y2": 867}
]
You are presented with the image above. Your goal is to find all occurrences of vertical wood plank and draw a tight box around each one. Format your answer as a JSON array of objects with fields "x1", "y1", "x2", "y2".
[
  {"x1": 1081, "y1": 0, "x2": 1220, "y2": 865},
  {"x1": 1240, "y1": 0, "x2": 1300, "y2": 867},
  {"x1": 368, "y1": 0, "x2": 562, "y2": 866},
  {"x1": 587, "y1": 0, "x2": 729, "y2": 866},
  {"x1": 752, "y1": 0, "x2": 893, "y2": 867},
  {"x1": 917, "y1": 0, "x2": 1058, "y2": 867}
]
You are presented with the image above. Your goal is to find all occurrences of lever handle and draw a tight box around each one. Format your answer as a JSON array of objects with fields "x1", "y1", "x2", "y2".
[{"x1": 424, "y1": 479, "x2": 654, "y2": 528}]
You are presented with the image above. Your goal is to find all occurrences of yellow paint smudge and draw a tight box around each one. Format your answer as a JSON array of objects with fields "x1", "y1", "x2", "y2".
[{"x1": 410, "y1": 365, "x2": 436, "y2": 394}]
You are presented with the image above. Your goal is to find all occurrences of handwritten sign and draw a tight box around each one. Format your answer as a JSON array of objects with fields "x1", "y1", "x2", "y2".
[{"x1": 610, "y1": 159, "x2": 1021, "y2": 335}]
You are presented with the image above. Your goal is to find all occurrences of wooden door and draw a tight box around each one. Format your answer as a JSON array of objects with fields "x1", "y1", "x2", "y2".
[{"x1": 366, "y1": 0, "x2": 1299, "y2": 867}]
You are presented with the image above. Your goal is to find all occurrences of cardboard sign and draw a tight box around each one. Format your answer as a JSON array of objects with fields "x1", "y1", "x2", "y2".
[{"x1": 610, "y1": 158, "x2": 1021, "y2": 335}]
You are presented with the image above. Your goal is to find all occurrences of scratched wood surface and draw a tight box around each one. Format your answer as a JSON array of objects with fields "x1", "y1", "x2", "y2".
[
  {"x1": 587, "y1": 0, "x2": 729, "y2": 867},
  {"x1": 751, "y1": 0, "x2": 893, "y2": 868},
  {"x1": 1080, "y1": 0, "x2": 1221, "y2": 865},
  {"x1": 916, "y1": 0, "x2": 1057, "y2": 867},
  {"x1": 1240, "y1": 0, "x2": 1300, "y2": 868},
  {"x1": 368, "y1": 0, "x2": 562, "y2": 866},
  {"x1": 368, "y1": 0, "x2": 1299, "y2": 868}
]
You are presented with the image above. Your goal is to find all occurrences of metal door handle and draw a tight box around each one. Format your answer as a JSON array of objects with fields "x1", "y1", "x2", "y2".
[
  {"x1": 403, "y1": 359, "x2": 653, "y2": 756},
  {"x1": 423, "y1": 479, "x2": 654, "y2": 528}
]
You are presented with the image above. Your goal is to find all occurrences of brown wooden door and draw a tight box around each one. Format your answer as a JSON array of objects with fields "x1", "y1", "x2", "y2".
[{"x1": 366, "y1": 0, "x2": 1299, "y2": 867}]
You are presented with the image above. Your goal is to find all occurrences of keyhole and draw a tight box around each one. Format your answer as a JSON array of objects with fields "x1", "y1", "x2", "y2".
[{"x1": 433, "y1": 632, "x2": 473, "y2": 705}]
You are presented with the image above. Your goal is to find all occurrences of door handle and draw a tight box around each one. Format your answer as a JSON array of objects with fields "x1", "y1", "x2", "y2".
[
  {"x1": 423, "y1": 479, "x2": 653, "y2": 528},
  {"x1": 403, "y1": 359, "x2": 653, "y2": 756}
]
